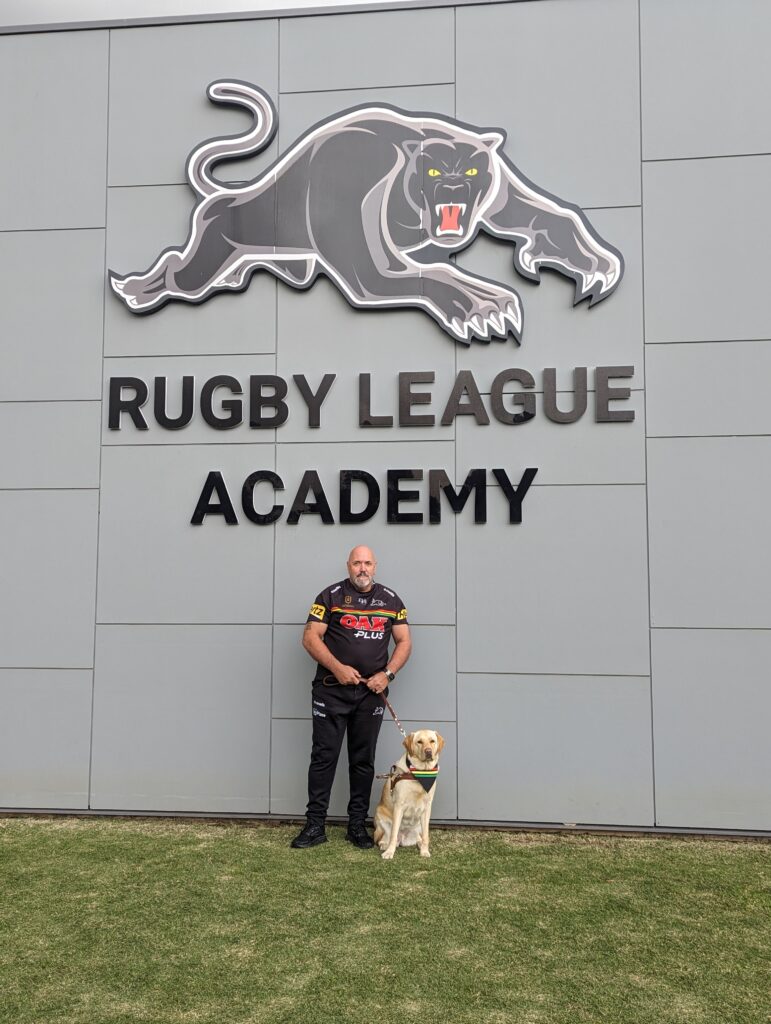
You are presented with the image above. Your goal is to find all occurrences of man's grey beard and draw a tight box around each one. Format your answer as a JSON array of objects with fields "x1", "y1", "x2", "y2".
[{"x1": 352, "y1": 572, "x2": 373, "y2": 591}]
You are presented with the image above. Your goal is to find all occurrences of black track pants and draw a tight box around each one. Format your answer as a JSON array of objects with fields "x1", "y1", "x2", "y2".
[{"x1": 305, "y1": 680, "x2": 386, "y2": 826}]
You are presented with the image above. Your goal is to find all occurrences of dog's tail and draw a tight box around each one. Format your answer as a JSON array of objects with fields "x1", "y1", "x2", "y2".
[{"x1": 186, "y1": 80, "x2": 277, "y2": 198}]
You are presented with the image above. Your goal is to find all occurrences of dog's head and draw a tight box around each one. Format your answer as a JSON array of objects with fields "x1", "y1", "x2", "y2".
[{"x1": 404, "y1": 729, "x2": 445, "y2": 765}]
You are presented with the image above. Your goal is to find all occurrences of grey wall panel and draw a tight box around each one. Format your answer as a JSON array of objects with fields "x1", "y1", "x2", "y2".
[
  {"x1": 643, "y1": 156, "x2": 771, "y2": 344},
  {"x1": 278, "y1": 84, "x2": 455, "y2": 151},
  {"x1": 1, "y1": 0, "x2": 768, "y2": 832},
  {"x1": 90, "y1": 625, "x2": 271, "y2": 812},
  {"x1": 276, "y1": 279, "x2": 456, "y2": 443},
  {"x1": 0, "y1": 491, "x2": 98, "y2": 668},
  {"x1": 272, "y1": 623, "x2": 455, "y2": 721},
  {"x1": 646, "y1": 340, "x2": 771, "y2": 438},
  {"x1": 0, "y1": 30, "x2": 108, "y2": 230},
  {"x1": 0, "y1": 401, "x2": 100, "y2": 488},
  {"x1": 456, "y1": 0, "x2": 640, "y2": 209},
  {"x1": 458, "y1": 485, "x2": 650, "y2": 675},
  {"x1": 271, "y1": 718, "x2": 457, "y2": 819},
  {"x1": 455, "y1": 208, "x2": 643, "y2": 378},
  {"x1": 382, "y1": 626, "x2": 456, "y2": 722},
  {"x1": 272, "y1": 623, "x2": 312, "y2": 716},
  {"x1": 651, "y1": 629, "x2": 771, "y2": 830},
  {"x1": 456, "y1": 399, "x2": 644, "y2": 486},
  {"x1": 277, "y1": 439, "x2": 453, "y2": 482},
  {"x1": 0, "y1": 229, "x2": 104, "y2": 402},
  {"x1": 274, "y1": 516, "x2": 455, "y2": 627},
  {"x1": 96, "y1": 444, "x2": 275, "y2": 624},
  {"x1": 109, "y1": 20, "x2": 279, "y2": 187},
  {"x1": 648, "y1": 437, "x2": 771, "y2": 628},
  {"x1": 458, "y1": 674, "x2": 654, "y2": 825},
  {"x1": 102, "y1": 354, "x2": 278, "y2": 445},
  {"x1": 641, "y1": 0, "x2": 771, "y2": 161},
  {"x1": 0, "y1": 670, "x2": 92, "y2": 809},
  {"x1": 105, "y1": 185, "x2": 277, "y2": 357},
  {"x1": 280, "y1": 8, "x2": 454, "y2": 93}
]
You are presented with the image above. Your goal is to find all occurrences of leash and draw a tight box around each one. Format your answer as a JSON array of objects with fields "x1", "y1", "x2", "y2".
[
  {"x1": 321, "y1": 673, "x2": 407, "y2": 738},
  {"x1": 381, "y1": 693, "x2": 407, "y2": 739}
]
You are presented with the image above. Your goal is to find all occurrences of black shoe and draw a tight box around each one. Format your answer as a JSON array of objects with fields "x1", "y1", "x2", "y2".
[
  {"x1": 290, "y1": 822, "x2": 328, "y2": 849},
  {"x1": 345, "y1": 823, "x2": 375, "y2": 849}
]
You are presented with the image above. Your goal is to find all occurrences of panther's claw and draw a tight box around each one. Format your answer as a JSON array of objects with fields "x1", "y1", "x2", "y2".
[{"x1": 469, "y1": 314, "x2": 487, "y2": 338}]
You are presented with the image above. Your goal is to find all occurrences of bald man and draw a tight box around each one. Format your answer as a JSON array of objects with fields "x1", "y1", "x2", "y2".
[{"x1": 291, "y1": 545, "x2": 412, "y2": 849}]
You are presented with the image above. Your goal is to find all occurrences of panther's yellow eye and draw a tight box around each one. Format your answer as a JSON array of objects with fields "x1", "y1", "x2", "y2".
[
  {"x1": 465, "y1": 168, "x2": 479, "y2": 177},
  {"x1": 427, "y1": 168, "x2": 441, "y2": 177}
]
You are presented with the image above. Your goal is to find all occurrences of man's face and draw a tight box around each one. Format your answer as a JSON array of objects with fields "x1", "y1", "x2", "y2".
[{"x1": 347, "y1": 548, "x2": 377, "y2": 592}]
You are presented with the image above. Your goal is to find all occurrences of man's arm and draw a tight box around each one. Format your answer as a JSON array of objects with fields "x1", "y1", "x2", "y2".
[
  {"x1": 388, "y1": 623, "x2": 412, "y2": 673},
  {"x1": 302, "y1": 621, "x2": 362, "y2": 686},
  {"x1": 365, "y1": 623, "x2": 412, "y2": 694}
]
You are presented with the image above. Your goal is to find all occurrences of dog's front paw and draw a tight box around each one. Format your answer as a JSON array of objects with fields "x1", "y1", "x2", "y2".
[
  {"x1": 381, "y1": 849, "x2": 395, "y2": 860},
  {"x1": 419, "y1": 848, "x2": 431, "y2": 858}
]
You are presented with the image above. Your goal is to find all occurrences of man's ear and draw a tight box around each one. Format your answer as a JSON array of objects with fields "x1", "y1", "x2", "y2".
[{"x1": 403, "y1": 732, "x2": 415, "y2": 757}]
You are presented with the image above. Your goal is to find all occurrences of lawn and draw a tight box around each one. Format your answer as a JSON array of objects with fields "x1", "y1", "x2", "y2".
[{"x1": 1, "y1": 817, "x2": 768, "y2": 1024}]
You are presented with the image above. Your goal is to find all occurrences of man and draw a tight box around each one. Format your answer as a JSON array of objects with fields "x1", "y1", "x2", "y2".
[{"x1": 291, "y1": 545, "x2": 412, "y2": 849}]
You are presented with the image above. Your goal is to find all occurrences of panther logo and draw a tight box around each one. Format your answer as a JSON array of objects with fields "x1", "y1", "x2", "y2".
[{"x1": 109, "y1": 81, "x2": 623, "y2": 345}]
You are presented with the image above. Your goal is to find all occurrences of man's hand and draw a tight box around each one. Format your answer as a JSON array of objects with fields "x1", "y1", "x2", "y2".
[
  {"x1": 366, "y1": 672, "x2": 388, "y2": 694},
  {"x1": 335, "y1": 664, "x2": 363, "y2": 686}
]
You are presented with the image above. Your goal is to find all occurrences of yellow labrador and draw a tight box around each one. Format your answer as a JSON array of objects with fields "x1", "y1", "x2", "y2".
[{"x1": 373, "y1": 730, "x2": 445, "y2": 860}]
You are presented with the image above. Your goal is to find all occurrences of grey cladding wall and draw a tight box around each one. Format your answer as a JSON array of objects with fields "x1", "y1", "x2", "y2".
[{"x1": 1, "y1": 0, "x2": 769, "y2": 833}]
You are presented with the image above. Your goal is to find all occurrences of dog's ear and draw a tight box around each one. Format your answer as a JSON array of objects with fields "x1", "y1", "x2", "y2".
[
  {"x1": 403, "y1": 732, "x2": 415, "y2": 756},
  {"x1": 435, "y1": 732, "x2": 445, "y2": 754}
]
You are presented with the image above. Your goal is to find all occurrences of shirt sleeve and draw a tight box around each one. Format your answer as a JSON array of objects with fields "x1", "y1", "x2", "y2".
[
  {"x1": 393, "y1": 593, "x2": 409, "y2": 625},
  {"x1": 306, "y1": 591, "x2": 330, "y2": 624}
]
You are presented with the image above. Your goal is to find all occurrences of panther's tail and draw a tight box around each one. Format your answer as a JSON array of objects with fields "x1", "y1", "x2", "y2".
[{"x1": 186, "y1": 80, "x2": 277, "y2": 198}]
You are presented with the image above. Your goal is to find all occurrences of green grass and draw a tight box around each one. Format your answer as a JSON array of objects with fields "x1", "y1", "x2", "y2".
[{"x1": 1, "y1": 818, "x2": 769, "y2": 1024}]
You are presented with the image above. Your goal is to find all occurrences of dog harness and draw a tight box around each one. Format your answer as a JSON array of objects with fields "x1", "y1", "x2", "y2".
[{"x1": 389, "y1": 758, "x2": 439, "y2": 794}]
